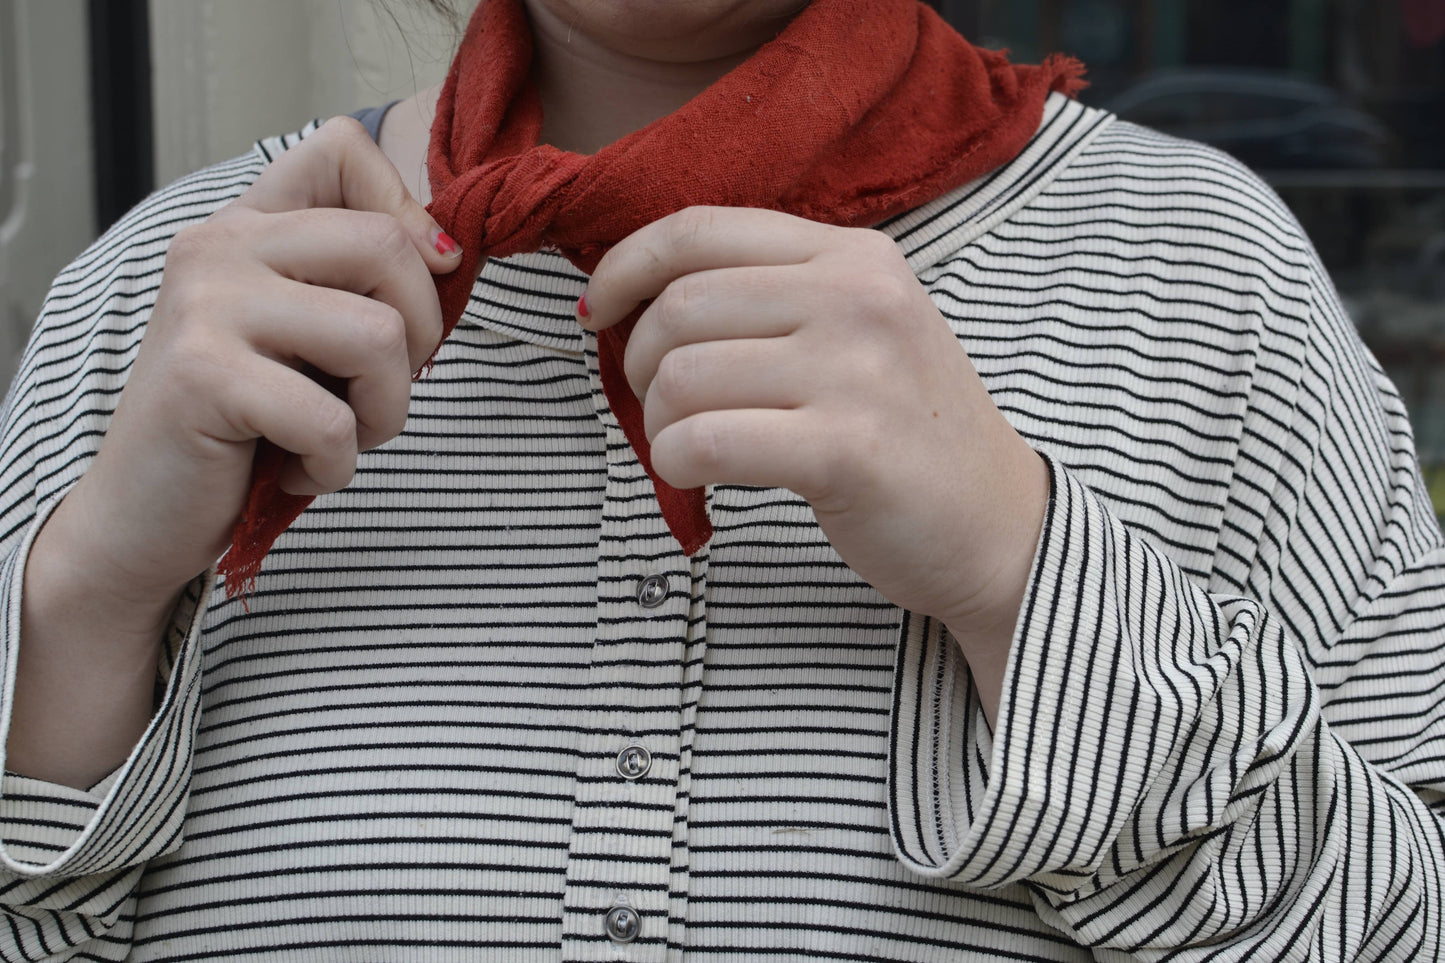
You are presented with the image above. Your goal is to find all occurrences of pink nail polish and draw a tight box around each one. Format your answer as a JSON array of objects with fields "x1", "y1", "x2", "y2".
[
  {"x1": 432, "y1": 228, "x2": 460, "y2": 257},
  {"x1": 576, "y1": 293, "x2": 591, "y2": 321}
]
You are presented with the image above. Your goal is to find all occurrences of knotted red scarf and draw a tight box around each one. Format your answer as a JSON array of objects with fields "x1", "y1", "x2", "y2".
[{"x1": 217, "y1": 0, "x2": 1083, "y2": 596}]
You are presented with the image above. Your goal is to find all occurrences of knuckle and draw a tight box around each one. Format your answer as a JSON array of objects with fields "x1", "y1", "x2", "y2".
[
  {"x1": 355, "y1": 214, "x2": 414, "y2": 270},
  {"x1": 157, "y1": 275, "x2": 227, "y2": 340},
  {"x1": 650, "y1": 286, "x2": 682, "y2": 338},
  {"x1": 856, "y1": 269, "x2": 917, "y2": 319},
  {"x1": 318, "y1": 114, "x2": 371, "y2": 151},
  {"x1": 674, "y1": 271, "x2": 710, "y2": 317},
  {"x1": 653, "y1": 277, "x2": 699, "y2": 338},
  {"x1": 363, "y1": 166, "x2": 412, "y2": 219},
  {"x1": 314, "y1": 400, "x2": 358, "y2": 453},
  {"x1": 665, "y1": 206, "x2": 715, "y2": 257},
  {"x1": 852, "y1": 227, "x2": 905, "y2": 263},
  {"x1": 653, "y1": 349, "x2": 697, "y2": 404},
  {"x1": 165, "y1": 223, "x2": 222, "y2": 268},
  {"x1": 305, "y1": 452, "x2": 357, "y2": 495},
  {"x1": 805, "y1": 429, "x2": 859, "y2": 512},
  {"x1": 357, "y1": 404, "x2": 407, "y2": 452},
  {"x1": 375, "y1": 215, "x2": 414, "y2": 261},
  {"x1": 683, "y1": 417, "x2": 726, "y2": 477},
  {"x1": 805, "y1": 464, "x2": 846, "y2": 514},
  {"x1": 166, "y1": 333, "x2": 229, "y2": 396},
  {"x1": 357, "y1": 303, "x2": 408, "y2": 359},
  {"x1": 371, "y1": 400, "x2": 410, "y2": 444}
]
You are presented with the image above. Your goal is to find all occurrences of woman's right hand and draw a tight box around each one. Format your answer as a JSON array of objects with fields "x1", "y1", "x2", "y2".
[
  {"x1": 8, "y1": 117, "x2": 459, "y2": 787},
  {"x1": 60, "y1": 116, "x2": 458, "y2": 612}
]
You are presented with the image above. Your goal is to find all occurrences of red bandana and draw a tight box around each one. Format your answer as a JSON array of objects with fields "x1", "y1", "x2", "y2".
[{"x1": 217, "y1": 0, "x2": 1083, "y2": 596}]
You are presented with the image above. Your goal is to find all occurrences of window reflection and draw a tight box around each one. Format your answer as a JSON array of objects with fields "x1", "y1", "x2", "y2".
[{"x1": 937, "y1": 0, "x2": 1445, "y2": 515}]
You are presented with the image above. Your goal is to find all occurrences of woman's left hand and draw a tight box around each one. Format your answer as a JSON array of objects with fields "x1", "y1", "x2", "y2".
[{"x1": 579, "y1": 207, "x2": 1049, "y2": 718}]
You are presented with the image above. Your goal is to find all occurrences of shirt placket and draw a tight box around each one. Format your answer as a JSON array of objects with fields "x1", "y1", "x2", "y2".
[{"x1": 558, "y1": 335, "x2": 704, "y2": 962}]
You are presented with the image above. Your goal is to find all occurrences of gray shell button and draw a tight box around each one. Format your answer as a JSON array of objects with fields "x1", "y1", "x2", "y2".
[
  {"x1": 605, "y1": 902, "x2": 641, "y2": 943},
  {"x1": 637, "y1": 573, "x2": 669, "y2": 608},
  {"x1": 616, "y1": 745, "x2": 652, "y2": 780}
]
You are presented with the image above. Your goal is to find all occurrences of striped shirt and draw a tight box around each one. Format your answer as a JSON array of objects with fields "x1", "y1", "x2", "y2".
[{"x1": 0, "y1": 93, "x2": 1442, "y2": 961}]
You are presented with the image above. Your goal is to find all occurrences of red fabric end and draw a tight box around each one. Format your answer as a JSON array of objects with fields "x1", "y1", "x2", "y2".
[
  {"x1": 217, "y1": 443, "x2": 314, "y2": 599},
  {"x1": 598, "y1": 313, "x2": 713, "y2": 556}
]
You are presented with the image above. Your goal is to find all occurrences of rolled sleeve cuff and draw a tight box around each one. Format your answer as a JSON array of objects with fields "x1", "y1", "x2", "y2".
[
  {"x1": 889, "y1": 454, "x2": 1309, "y2": 897},
  {"x1": 0, "y1": 495, "x2": 212, "y2": 879},
  {"x1": 891, "y1": 455, "x2": 1169, "y2": 886}
]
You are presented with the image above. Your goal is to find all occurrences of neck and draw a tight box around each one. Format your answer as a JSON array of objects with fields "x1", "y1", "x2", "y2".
[{"x1": 522, "y1": 1, "x2": 761, "y2": 155}]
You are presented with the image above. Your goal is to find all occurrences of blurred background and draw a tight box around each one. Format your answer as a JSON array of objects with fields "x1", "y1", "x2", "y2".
[{"x1": 1, "y1": 0, "x2": 1442, "y2": 513}]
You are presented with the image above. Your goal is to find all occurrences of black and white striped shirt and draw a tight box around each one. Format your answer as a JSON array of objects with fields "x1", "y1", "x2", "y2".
[{"x1": 0, "y1": 94, "x2": 1442, "y2": 961}]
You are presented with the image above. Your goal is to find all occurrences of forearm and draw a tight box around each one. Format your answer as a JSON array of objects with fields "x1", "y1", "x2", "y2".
[
  {"x1": 940, "y1": 445, "x2": 1050, "y2": 730},
  {"x1": 6, "y1": 492, "x2": 180, "y2": 789}
]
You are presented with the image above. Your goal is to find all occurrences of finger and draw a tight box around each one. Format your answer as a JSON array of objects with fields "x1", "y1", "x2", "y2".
[
  {"x1": 245, "y1": 207, "x2": 445, "y2": 372},
  {"x1": 580, "y1": 207, "x2": 834, "y2": 331},
  {"x1": 212, "y1": 355, "x2": 361, "y2": 495},
  {"x1": 649, "y1": 408, "x2": 831, "y2": 499},
  {"x1": 642, "y1": 339, "x2": 810, "y2": 443},
  {"x1": 623, "y1": 265, "x2": 809, "y2": 397},
  {"x1": 231, "y1": 115, "x2": 462, "y2": 275},
  {"x1": 235, "y1": 281, "x2": 413, "y2": 451}
]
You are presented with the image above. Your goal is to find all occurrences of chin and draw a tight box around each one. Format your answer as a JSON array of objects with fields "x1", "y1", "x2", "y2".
[{"x1": 526, "y1": 0, "x2": 809, "y2": 62}]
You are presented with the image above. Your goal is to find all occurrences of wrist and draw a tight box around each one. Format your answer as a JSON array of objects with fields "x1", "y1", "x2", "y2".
[
  {"x1": 938, "y1": 446, "x2": 1049, "y2": 727},
  {"x1": 938, "y1": 448, "x2": 1049, "y2": 630},
  {"x1": 29, "y1": 484, "x2": 188, "y2": 642},
  {"x1": 10, "y1": 490, "x2": 182, "y2": 788}
]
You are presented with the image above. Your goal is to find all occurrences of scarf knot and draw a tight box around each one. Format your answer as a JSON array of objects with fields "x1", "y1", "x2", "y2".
[{"x1": 217, "y1": 0, "x2": 1084, "y2": 597}]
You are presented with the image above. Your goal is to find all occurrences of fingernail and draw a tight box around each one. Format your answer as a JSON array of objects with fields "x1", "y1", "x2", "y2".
[
  {"x1": 431, "y1": 227, "x2": 461, "y2": 257},
  {"x1": 576, "y1": 292, "x2": 591, "y2": 323}
]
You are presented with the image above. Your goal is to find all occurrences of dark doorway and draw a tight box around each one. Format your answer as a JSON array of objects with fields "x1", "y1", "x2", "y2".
[{"x1": 89, "y1": 0, "x2": 154, "y2": 232}]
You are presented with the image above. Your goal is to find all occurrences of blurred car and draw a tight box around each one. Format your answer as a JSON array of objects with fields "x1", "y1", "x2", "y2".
[{"x1": 1105, "y1": 70, "x2": 1394, "y2": 169}]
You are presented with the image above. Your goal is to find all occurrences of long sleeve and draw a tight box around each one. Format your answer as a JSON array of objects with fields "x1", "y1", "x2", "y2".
[
  {"x1": 889, "y1": 225, "x2": 1445, "y2": 958},
  {"x1": 0, "y1": 144, "x2": 272, "y2": 960}
]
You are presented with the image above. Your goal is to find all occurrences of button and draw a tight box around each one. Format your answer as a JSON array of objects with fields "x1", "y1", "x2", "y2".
[
  {"x1": 616, "y1": 744, "x2": 652, "y2": 780},
  {"x1": 605, "y1": 902, "x2": 641, "y2": 943},
  {"x1": 637, "y1": 573, "x2": 669, "y2": 608}
]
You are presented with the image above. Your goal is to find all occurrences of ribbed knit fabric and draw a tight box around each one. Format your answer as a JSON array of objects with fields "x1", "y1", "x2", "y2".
[{"x1": 2, "y1": 96, "x2": 1444, "y2": 961}]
